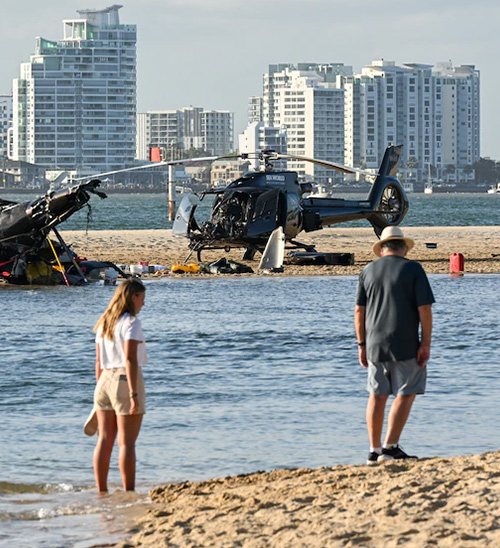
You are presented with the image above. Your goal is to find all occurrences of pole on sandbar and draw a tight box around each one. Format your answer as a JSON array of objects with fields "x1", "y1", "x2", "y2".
[{"x1": 168, "y1": 164, "x2": 176, "y2": 221}]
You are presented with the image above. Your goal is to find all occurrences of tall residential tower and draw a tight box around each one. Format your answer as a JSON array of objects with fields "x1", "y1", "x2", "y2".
[
  {"x1": 343, "y1": 60, "x2": 480, "y2": 181},
  {"x1": 12, "y1": 5, "x2": 136, "y2": 175}
]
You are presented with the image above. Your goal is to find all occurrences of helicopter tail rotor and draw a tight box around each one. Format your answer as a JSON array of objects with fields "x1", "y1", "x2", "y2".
[{"x1": 366, "y1": 145, "x2": 408, "y2": 234}]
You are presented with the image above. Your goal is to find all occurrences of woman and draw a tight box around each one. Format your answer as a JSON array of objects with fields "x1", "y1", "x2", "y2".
[{"x1": 92, "y1": 278, "x2": 147, "y2": 492}]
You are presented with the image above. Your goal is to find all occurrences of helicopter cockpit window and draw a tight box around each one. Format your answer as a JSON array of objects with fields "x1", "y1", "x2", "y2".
[{"x1": 208, "y1": 191, "x2": 250, "y2": 239}]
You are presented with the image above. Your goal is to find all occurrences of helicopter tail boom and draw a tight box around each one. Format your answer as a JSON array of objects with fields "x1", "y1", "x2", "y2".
[{"x1": 301, "y1": 145, "x2": 408, "y2": 235}]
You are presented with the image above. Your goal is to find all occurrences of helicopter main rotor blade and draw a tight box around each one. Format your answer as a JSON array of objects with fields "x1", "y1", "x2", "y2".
[
  {"x1": 271, "y1": 153, "x2": 377, "y2": 179},
  {"x1": 73, "y1": 154, "x2": 240, "y2": 181}
]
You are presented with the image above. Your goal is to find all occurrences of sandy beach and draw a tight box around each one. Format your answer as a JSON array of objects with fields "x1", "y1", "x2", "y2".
[
  {"x1": 60, "y1": 225, "x2": 500, "y2": 276},
  {"x1": 115, "y1": 451, "x2": 500, "y2": 547},
  {"x1": 66, "y1": 225, "x2": 500, "y2": 547}
]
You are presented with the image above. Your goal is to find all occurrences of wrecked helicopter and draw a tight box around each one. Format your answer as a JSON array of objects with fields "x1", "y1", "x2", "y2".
[
  {"x1": 173, "y1": 145, "x2": 409, "y2": 261},
  {"x1": 0, "y1": 179, "x2": 126, "y2": 285}
]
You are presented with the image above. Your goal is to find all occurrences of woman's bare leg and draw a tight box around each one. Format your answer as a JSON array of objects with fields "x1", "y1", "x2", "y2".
[
  {"x1": 116, "y1": 414, "x2": 143, "y2": 491},
  {"x1": 93, "y1": 410, "x2": 117, "y2": 493}
]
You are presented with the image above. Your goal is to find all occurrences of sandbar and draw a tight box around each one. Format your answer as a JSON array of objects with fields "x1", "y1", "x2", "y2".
[{"x1": 60, "y1": 225, "x2": 500, "y2": 276}]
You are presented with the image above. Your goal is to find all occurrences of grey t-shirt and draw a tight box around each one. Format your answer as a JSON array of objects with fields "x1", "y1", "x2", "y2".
[{"x1": 356, "y1": 255, "x2": 435, "y2": 362}]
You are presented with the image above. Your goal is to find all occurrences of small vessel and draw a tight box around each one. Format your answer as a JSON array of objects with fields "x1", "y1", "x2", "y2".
[
  {"x1": 307, "y1": 183, "x2": 331, "y2": 198},
  {"x1": 424, "y1": 164, "x2": 433, "y2": 194},
  {"x1": 487, "y1": 183, "x2": 500, "y2": 194}
]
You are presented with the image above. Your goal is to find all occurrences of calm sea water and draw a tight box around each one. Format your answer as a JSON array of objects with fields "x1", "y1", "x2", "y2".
[
  {"x1": 1, "y1": 273, "x2": 499, "y2": 547},
  {"x1": 1, "y1": 190, "x2": 499, "y2": 230}
]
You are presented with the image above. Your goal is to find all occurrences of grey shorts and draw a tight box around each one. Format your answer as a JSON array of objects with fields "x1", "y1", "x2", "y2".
[{"x1": 367, "y1": 358, "x2": 426, "y2": 396}]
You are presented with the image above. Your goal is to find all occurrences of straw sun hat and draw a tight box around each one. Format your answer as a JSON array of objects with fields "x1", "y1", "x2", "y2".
[{"x1": 372, "y1": 226, "x2": 415, "y2": 257}]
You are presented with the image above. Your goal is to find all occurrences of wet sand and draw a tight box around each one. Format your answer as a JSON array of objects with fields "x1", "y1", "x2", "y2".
[
  {"x1": 115, "y1": 451, "x2": 500, "y2": 547},
  {"x1": 60, "y1": 225, "x2": 500, "y2": 276}
]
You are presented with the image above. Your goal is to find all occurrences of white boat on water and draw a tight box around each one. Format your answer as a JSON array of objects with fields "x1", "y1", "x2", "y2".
[
  {"x1": 424, "y1": 164, "x2": 433, "y2": 194},
  {"x1": 487, "y1": 183, "x2": 500, "y2": 194},
  {"x1": 307, "y1": 183, "x2": 331, "y2": 198}
]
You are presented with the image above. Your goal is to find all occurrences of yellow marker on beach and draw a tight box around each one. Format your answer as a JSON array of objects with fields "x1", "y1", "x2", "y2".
[{"x1": 171, "y1": 263, "x2": 200, "y2": 274}]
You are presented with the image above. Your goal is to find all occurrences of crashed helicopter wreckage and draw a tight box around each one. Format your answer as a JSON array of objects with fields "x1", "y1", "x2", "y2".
[
  {"x1": 0, "y1": 179, "x2": 127, "y2": 285},
  {"x1": 173, "y1": 145, "x2": 409, "y2": 263}
]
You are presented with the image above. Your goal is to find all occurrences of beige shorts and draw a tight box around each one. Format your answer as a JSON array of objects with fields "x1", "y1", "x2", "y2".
[{"x1": 94, "y1": 367, "x2": 146, "y2": 415}]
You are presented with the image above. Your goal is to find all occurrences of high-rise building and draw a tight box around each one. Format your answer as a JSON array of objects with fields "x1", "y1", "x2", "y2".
[
  {"x1": 432, "y1": 62, "x2": 480, "y2": 174},
  {"x1": 247, "y1": 96, "x2": 263, "y2": 124},
  {"x1": 137, "y1": 107, "x2": 234, "y2": 160},
  {"x1": 199, "y1": 110, "x2": 234, "y2": 155},
  {"x1": 12, "y1": 5, "x2": 136, "y2": 175},
  {"x1": 243, "y1": 64, "x2": 350, "y2": 184},
  {"x1": 0, "y1": 94, "x2": 12, "y2": 159},
  {"x1": 343, "y1": 60, "x2": 480, "y2": 181},
  {"x1": 258, "y1": 67, "x2": 346, "y2": 183},
  {"x1": 263, "y1": 63, "x2": 353, "y2": 128}
]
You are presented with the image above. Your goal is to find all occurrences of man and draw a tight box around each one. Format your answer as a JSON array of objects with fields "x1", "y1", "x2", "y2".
[{"x1": 354, "y1": 226, "x2": 435, "y2": 465}]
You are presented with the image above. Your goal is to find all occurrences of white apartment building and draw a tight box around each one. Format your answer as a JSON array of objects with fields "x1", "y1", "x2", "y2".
[
  {"x1": 343, "y1": 60, "x2": 480, "y2": 181},
  {"x1": 245, "y1": 63, "x2": 350, "y2": 184},
  {"x1": 433, "y1": 62, "x2": 480, "y2": 174},
  {"x1": 137, "y1": 107, "x2": 234, "y2": 160},
  {"x1": 271, "y1": 73, "x2": 345, "y2": 183},
  {"x1": 248, "y1": 96, "x2": 263, "y2": 124},
  {"x1": 262, "y1": 63, "x2": 353, "y2": 128},
  {"x1": 200, "y1": 110, "x2": 234, "y2": 156},
  {"x1": 238, "y1": 121, "x2": 287, "y2": 170},
  {"x1": 12, "y1": 5, "x2": 136, "y2": 175},
  {"x1": 0, "y1": 94, "x2": 12, "y2": 158}
]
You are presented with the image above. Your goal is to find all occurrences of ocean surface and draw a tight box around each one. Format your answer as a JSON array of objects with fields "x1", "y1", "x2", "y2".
[
  {"x1": 1, "y1": 190, "x2": 499, "y2": 230},
  {"x1": 1, "y1": 273, "x2": 500, "y2": 547},
  {"x1": 1, "y1": 191, "x2": 500, "y2": 546}
]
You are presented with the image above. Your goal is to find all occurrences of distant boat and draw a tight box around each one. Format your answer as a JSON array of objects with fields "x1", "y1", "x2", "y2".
[
  {"x1": 487, "y1": 183, "x2": 500, "y2": 194},
  {"x1": 424, "y1": 164, "x2": 433, "y2": 194},
  {"x1": 175, "y1": 185, "x2": 192, "y2": 196},
  {"x1": 307, "y1": 184, "x2": 331, "y2": 198}
]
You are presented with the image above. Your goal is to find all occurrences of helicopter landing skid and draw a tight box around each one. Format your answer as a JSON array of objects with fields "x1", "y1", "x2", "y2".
[
  {"x1": 286, "y1": 239, "x2": 317, "y2": 253},
  {"x1": 185, "y1": 239, "x2": 313, "y2": 264},
  {"x1": 242, "y1": 245, "x2": 260, "y2": 261},
  {"x1": 183, "y1": 241, "x2": 262, "y2": 263}
]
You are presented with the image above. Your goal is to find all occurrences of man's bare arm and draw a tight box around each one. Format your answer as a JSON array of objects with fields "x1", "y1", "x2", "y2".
[
  {"x1": 417, "y1": 304, "x2": 432, "y2": 368},
  {"x1": 354, "y1": 305, "x2": 368, "y2": 367}
]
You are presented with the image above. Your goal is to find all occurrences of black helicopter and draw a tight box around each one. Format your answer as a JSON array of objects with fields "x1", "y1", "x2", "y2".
[
  {"x1": 173, "y1": 145, "x2": 408, "y2": 261},
  {"x1": 0, "y1": 179, "x2": 126, "y2": 285}
]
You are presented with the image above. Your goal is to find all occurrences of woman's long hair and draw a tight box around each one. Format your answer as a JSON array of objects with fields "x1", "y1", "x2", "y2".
[{"x1": 94, "y1": 279, "x2": 145, "y2": 341}]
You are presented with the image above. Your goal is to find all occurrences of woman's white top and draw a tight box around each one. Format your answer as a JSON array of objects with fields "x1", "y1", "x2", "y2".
[{"x1": 96, "y1": 312, "x2": 148, "y2": 369}]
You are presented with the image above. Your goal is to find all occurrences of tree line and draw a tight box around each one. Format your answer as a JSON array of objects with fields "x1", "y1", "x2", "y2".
[{"x1": 473, "y1": 158, "x2": 500, "y2": 183}]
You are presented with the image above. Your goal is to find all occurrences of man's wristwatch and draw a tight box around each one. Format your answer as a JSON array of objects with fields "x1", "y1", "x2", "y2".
[{"x1": 357, "y1": 342, "x2": 366, "y2": 347}]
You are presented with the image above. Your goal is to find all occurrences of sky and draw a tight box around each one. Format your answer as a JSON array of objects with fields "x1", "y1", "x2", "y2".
[{"x1": 1, "y1": 0, "x2": 499, "y2": 159}]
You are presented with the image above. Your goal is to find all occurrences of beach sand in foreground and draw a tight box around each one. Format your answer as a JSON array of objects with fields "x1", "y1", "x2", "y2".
[
  {"x1": 60, "y1": 225, "x2": 500, "y2": 277},
  {"x1": 116, "y1": 451, "x2": 500, "y2": 547}
]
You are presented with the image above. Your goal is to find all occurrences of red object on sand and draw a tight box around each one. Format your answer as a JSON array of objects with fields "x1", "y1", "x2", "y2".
[{"x1": 450, "y1": 253, "x2": 465, "y2": 273}]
